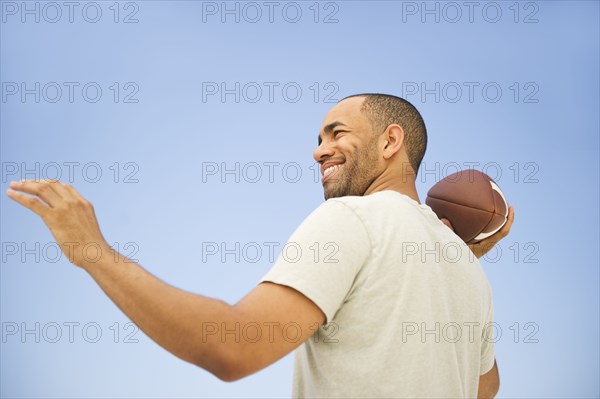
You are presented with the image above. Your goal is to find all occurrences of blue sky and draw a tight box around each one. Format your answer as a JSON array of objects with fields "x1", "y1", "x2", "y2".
[{"x1": 1, "y1": 1, "x2": 599, "y2": 397}]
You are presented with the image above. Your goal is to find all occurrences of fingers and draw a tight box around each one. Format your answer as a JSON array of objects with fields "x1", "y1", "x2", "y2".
[
  {"x1": 60, "y1": 181, "x2": 87, "y2": 203},
  {"x1": 468, "y1": 206, "x2": 515, "y2": 259},
  {"x1": 497, "y1": 206, "x2": 515, "y2": 238},
  {"x1": 440, "y1": 218, "x2": 455, "y2": 231},
  {"x1": 505, "y1": 206, "x2": 515, "y2": 229},
  {"x1": 6, "y1": 188, "x2": 49, "y2": 216},
  {"x1": 8, "y1": 179, "x2": 64, "y2": 208}
]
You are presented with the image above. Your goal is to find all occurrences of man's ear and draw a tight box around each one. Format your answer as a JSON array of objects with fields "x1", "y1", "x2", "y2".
[{"x1": 382, "y1": 124, "x2": 405, "y2": 160}]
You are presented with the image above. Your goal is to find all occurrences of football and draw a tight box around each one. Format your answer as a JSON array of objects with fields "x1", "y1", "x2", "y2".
[{"x1": 426, "y1": 170, "x2": 509, "y2": 244}]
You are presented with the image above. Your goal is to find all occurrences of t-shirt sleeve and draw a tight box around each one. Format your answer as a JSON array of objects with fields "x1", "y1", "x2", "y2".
[
  {"x1": 258, "y1": 199, "x2": 371, "y2": 324},
  {"x1": 480, "y1": 292, "x2": 496, "y2": 375}
]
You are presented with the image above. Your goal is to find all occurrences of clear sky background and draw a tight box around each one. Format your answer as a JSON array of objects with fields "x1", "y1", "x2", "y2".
[{"x1": 1, "y1": 1, "x2": 599, "y2": 397}]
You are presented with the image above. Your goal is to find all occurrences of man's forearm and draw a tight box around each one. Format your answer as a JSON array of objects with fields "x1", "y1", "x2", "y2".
[{"x1": 82, "y1": 245, "x2": 236, "y2": 378}]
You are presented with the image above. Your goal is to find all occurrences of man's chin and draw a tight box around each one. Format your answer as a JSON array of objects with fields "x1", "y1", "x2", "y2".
[
  {"x1": 323, "y1": 188, "x2": 344, "y2": 200},
  {"x1": 323, "y1": 177, "x2": 351, "y2": 199}
]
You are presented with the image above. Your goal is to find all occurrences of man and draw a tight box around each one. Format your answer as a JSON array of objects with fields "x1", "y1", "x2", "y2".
[{"x1": 7, "y1": 94, "x2": 513, "y2": 398}]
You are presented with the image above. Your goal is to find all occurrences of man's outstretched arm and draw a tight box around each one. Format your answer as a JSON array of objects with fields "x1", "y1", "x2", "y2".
[{"x1": 6, "y1": 179, "x2": 325, "y2": 381}]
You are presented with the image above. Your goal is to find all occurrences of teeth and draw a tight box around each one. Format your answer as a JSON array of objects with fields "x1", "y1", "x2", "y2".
[{"x1": 324, "y1": 164, "x2": 340, "y2": 176}]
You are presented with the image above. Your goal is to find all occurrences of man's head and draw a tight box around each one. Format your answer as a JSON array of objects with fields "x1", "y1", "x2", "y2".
[{"x1": 314, "y1": 94, "x2": 427, "y2": 200}]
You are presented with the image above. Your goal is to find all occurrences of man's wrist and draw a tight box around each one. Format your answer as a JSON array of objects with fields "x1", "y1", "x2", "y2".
[{"x1": 77, "y1": 242, "x2": 120, "y2": 270}]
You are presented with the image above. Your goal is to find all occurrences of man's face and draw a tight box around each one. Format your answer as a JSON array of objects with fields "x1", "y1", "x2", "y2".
[{"x1": 314, "y1": 97, "x2": 382, "y2": 200}]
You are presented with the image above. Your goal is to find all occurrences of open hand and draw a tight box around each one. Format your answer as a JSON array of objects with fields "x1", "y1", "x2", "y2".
[{"x1": 7, "y1": 179, "x2": 110, "y2": 268}]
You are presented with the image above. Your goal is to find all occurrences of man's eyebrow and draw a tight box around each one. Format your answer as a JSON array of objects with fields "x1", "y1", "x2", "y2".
[{"x1": 318, "y1": 121, "x2": 348, "y2": 145}]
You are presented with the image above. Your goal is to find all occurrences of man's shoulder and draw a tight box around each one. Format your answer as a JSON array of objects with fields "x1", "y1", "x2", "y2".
[{"x1": 327, "y1": 190, "x2": 417, "y2": 213}]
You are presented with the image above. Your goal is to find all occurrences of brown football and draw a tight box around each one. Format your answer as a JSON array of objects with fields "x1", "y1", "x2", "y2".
[{"x1": 426, "y1": 170, "x2": 509, "y2": 244}]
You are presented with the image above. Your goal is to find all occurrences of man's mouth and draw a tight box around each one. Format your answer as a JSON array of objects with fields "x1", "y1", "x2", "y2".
[{"x1": 322, "y1": 164, "x2": 343, "y2": 183}]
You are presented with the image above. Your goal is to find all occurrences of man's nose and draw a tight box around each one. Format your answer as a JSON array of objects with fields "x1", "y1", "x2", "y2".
[{"x1": 313, "y1": 142, "x2": 335, "y2": 163}]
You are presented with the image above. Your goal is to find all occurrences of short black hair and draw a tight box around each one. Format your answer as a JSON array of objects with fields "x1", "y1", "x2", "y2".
[{"x1": 341, "y1": 93, "x2": 427, "y2": 175}]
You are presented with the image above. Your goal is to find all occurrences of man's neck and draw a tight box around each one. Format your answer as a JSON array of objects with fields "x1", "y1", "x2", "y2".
[{"x1": 363, "y1": 174, "x2": 421, "y2": 204}]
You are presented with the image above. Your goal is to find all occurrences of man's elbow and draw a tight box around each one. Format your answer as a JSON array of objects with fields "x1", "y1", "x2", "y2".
[
  {"x1": 478, "y1": 360, "x2": 500, "y2": 399},
  {"x1": 482, "y1": 378, "x2": 500, "y2": 399},
  {"x1": 213, "y1": 368, "x2": 242, "y2": 383},
  {"x1": 212, "y1": 362, "x2": 247, "y2": 383},
  {"x1": 192, "y1": 348, "x2": 253, "y2": 383}
]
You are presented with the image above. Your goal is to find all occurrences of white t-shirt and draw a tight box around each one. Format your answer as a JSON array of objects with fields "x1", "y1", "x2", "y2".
[{"x1": 259, "y1": 190, "x2": 495, "y2": 398}]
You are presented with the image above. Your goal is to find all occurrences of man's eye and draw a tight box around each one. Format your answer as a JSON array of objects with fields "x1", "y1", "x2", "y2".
[{"x1": 333, "y1": 130, "x2": 344, "y2": 137}]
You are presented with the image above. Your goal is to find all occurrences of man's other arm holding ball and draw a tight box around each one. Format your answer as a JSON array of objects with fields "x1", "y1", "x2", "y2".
[
  {"x1": 442, "y1": 207, "x2": 515, "y2": 258},
  {"x1": 443, "y1": 207, "x2": 514, "y2": 399}
]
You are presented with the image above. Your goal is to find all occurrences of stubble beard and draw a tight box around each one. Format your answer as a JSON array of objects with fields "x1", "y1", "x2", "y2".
[{"x1": 323, "y1": 136, "x2": 380, "y2": 200}]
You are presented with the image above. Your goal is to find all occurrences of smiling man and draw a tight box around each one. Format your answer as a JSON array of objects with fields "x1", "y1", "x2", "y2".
[{"x1": 7, "y1": 93, "x2": 513, "y2": 398}]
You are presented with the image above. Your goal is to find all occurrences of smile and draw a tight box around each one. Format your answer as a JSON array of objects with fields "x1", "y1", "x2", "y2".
[{"x1": 322, "y1": 164, "x2": 342, "y2": 183}]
